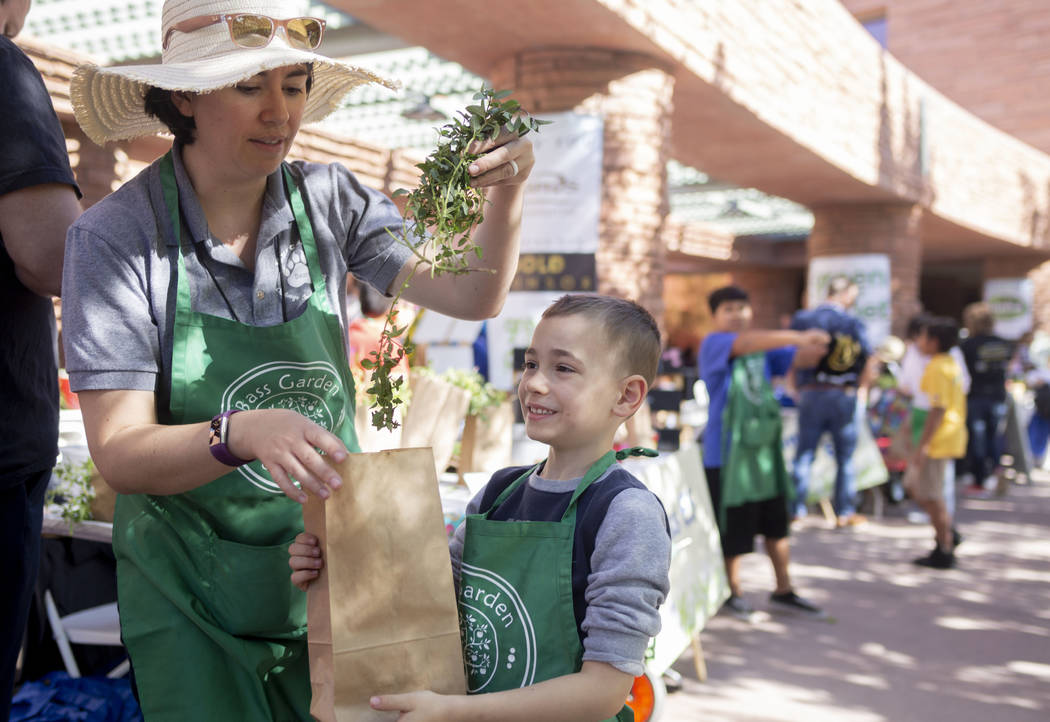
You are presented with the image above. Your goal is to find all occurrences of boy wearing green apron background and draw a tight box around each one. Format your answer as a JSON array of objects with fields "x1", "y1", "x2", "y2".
[
  {"x1": 293, "y1": 294, "x2": 671, "y2": 721},
  {"x1": 698, "y1": 285, "x2": 830, "y2": 621}
]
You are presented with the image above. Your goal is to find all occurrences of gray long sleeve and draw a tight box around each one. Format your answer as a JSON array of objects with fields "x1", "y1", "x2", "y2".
[{"x1": 582, "y1": 488, "x2": 670, "y2": 676}]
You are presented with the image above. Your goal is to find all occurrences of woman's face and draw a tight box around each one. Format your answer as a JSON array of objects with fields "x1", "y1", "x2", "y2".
[{"x1": 173, "y1": 65, "x2": 309, "y2": 184}]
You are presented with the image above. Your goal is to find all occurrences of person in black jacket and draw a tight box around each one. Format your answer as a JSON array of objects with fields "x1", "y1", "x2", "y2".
[
  {"x1": 959, "y1": 302, "x2": 1014, "y2": 491},
  {"x1": 0, "y1": 0, "x2": 83, "y2": 715}
]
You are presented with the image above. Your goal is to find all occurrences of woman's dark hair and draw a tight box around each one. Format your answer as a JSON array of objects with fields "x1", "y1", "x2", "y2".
[
  {"x1": 143, "y1": 65, "x2": 315, "y2": 146},
  {"x1": 144, "y1": 87, "x2": 197, "y2": 145}
]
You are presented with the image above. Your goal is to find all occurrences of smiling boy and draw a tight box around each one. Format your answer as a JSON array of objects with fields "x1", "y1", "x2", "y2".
[{"x1": 292, "y1": 294, "x2": 671, "y2": 721}]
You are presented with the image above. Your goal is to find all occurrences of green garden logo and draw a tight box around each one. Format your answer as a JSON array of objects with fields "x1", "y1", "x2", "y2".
[
  {"x1": 987, "y1": 295, "x2": 1028, "y2": 320},
  {"x1": 458, "y1": 563, "x2": 537, "y2": 692},
  {"x1": 221, "y1": 361, "x2": 346, "y2": 493}
]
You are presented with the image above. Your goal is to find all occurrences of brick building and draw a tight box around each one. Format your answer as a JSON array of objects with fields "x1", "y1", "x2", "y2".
[{"x1": 19, "y1": 0, "x2": 1050, "y2": 359}]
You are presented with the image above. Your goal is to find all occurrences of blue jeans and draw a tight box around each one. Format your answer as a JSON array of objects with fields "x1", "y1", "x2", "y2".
[
  {"x1": 793, "y1": 389, "x2": 859, "y2": 517},
  {"x1": 965, "y1": 396, "x2": 1007, "y2": 482},
  {"x1": 1029, "y1": 414, "x2": 1050, "y2": 464}
]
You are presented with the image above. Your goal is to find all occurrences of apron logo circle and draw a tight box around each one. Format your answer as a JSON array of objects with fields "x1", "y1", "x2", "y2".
[
  {"x1": 221, "y1": 361, "x2": 346, "y2": 493},
  {"x1": 458, "y1": 563, "x2": 537, "y2": 692}
]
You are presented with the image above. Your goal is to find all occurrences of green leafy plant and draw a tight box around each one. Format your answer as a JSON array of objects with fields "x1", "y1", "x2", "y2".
[
  {"x1": 46, "y1": 458, "x2": 97, "y2": 532},
  {"x1": 418, "y1": 366, "x2": 508, "y2": 419},
  {"x1": 362, "y1": 87, "x2": 549, "y2": 430}
]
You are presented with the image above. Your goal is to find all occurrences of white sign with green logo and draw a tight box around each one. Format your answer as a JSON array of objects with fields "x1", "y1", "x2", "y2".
[{"x1": 983, "y1": 278, "x2": 1032, "y2": 341}]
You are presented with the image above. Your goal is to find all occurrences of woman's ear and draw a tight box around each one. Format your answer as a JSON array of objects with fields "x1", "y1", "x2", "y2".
[
  {"x1": 614, "y1": 375, "x2": 648, "y2": 419},
  {"x1": 170, "y1": 91, "x2": 195, "y2": 118}
]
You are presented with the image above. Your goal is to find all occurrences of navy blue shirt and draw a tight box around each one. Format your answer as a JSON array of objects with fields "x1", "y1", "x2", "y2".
[
  {"x1": 0, "y1": 38, "x2": 81, "y2": 486},
  {"x1": 791, "y1": 303, "x2": 871, "y2": 388}
]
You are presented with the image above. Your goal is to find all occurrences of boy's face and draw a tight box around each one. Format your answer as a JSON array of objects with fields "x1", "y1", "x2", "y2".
[
  {"x1": 519, "y1": 315, "x2": 628, "y2": 452},
  {"x1": 712, "y1": 300, "x2": 752, "y2": 333}
]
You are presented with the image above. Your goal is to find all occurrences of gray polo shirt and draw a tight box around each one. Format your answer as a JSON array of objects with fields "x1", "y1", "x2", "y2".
[{"x1": 62, "y1": 145, "x2": 411, "y2": 406}]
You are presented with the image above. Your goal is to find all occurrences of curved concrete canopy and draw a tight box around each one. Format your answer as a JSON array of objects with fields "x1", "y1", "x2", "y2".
[{"x1": 333, "y1": 0, "x2": 1050, "y2": 257}]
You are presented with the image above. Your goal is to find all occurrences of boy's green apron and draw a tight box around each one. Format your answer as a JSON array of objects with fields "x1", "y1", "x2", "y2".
[
  {"x1": 458, "y1": 449, "x2": 655, "y2": 722},
  {"x1": 112, "y1": 152, "x2": 359, "y2": 721},
  {"x1": 719, "y1": 352, "x2": 793, "y2": 528}
]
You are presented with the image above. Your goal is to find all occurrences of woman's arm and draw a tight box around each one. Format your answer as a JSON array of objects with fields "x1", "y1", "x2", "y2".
[
  {"x1": 394, "y1": 129, "x2": 534, "y2": 320},
  {"x1": 370, "y1": 661, "x2": 633, "y2": 722},
  {"x1": 80, "y1": 389, "x2": 348, "y2": 501}
]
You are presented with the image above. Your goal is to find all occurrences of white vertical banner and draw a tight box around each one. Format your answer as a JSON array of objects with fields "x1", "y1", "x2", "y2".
[
  {"x1": 487, "y1": 291, "x2": 563, "y2": 391},
  {"x1": 806, "y1": 254, "x2": 891, "y2": 345},
  {"x1": 983, "y1": 278, "x2": 1033, "y2": 340},
  {"x1": 520, "y1": 112, "x2": 603, "y2": 254},
  {"x1": 486, "y1": 113, "x2": 604, "y2": 390}
]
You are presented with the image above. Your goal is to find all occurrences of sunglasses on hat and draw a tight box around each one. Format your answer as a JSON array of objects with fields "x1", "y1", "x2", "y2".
[{"x1": 162, "y1": 14, "x2": 326, "y2": 51}]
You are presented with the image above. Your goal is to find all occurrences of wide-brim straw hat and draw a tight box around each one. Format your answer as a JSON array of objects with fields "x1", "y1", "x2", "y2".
[{"x1": 71, "y1": 0, "x2": 397, "y2": 146}]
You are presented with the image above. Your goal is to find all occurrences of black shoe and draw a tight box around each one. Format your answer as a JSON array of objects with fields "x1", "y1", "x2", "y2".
[
  {"x1": 769, "y1": 590, "x2": 827, "y2": 619},
  {"x1": 721, "y1": 594, "x2": 755, "y2": 620},
  {"x1": 913, "y1": 546, "x2": 956, "y2": 569},
  {"x1": 952, "y1": 527, "x2": 963, "y2": 548}
]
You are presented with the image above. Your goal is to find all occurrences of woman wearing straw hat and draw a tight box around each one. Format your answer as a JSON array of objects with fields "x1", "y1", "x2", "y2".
[{"x1": 61, "y1": 1, "x2": 534, "y2": 718}]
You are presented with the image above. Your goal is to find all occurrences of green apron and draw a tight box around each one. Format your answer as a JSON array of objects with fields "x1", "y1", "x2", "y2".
[
  {"x1": 459, "y1": 449, "x2": 654, "y2": 722},
  {"x1": 719, "y1": 352, "x2": 793, "y2": 529},
  {"x1": 112, "y1": 152, "x2": 359, "y2": 721}
]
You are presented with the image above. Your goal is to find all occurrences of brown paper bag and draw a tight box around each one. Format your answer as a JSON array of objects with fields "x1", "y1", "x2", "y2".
[
  {"x1": 304, "y1": 448, "x2": 466, "y2": 722},
  {"x1": 458, "y1": 400, "x2": 514, "y2": 474},
  {"x1": 401, "y1": 374, "x2": 471, "y2": 475}
]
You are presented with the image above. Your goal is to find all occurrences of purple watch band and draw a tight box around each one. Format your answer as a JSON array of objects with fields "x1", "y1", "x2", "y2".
[{"x1": 209, "y1": 409, "x2": 253, "y2": 467}]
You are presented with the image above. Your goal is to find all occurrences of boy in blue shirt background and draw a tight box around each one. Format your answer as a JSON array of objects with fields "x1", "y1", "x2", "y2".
[
  {"x1": 292, "y1": 294, "x2": 671, "y2": 721},
  {"x1": 699, "y1": 285, "x2": 829, "y2": 619}
]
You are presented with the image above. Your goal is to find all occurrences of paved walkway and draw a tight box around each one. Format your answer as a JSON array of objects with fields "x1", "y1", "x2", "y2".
[{"x1": 662, "y1": 475, "x2": 1050, "y2": 721}]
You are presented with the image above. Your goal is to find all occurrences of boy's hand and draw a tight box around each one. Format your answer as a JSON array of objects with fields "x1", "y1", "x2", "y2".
[
  {"x1": 370, "y1": 691, "x2": 455, "y2": 721},
  {"x1": 288, "y1": 532, "x2": 323, "y2": 592}
]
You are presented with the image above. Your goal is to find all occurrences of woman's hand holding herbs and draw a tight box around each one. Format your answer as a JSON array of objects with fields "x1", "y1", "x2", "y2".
[{"x1": 465, "y1": 126, "x2": 535, "y2": 187}]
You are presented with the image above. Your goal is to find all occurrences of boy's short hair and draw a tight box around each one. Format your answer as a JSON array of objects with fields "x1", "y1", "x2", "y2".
[
  {"x1": 542, "y1": 294, "x2": 661, "y2": 385},
  {"x1": 924, "y1": 316, "x2": 959, "y2": 352},
  {"x1": 707, "y1": 285, "x2": 749, "y2": 314}
]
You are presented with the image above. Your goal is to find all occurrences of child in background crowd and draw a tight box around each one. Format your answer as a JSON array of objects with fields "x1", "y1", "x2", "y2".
[
  {"x1": 908, "y1": 316, "x2": 968, "y2": 569},
  {"x1": 897, "y1": 314, "x2": 970, "y2": 528},
  {"x1": 698, "y1": 285, "x2": 830, "y2": 619},
  {"x1": 292, "y1": 294, "x2": 671, "y2": 721}
]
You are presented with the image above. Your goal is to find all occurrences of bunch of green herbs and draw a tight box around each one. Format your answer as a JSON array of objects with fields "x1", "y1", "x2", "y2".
[{"x1": 362, "y1": 87, "x2": 548, "y2": 430}]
